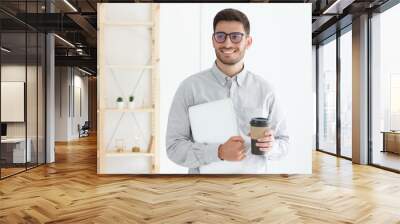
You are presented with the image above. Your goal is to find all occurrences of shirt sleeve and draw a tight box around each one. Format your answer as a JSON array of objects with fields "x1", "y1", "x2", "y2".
[
  {"x1": 264, "y1": 92, "x2": 290, "y2": 160},
  {"x1": 166, "y1": 81, "x2": 221, "y2": 168}
]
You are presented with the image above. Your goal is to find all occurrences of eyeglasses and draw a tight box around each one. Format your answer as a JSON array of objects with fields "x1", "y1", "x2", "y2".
[{"x1": 213, "y1": 32, "x2": 245, "y2": 44}]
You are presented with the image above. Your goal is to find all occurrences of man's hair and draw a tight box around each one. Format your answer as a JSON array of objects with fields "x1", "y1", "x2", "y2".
[{"x1": 213, "y1": 8, "x2": 250, "y2": 35}]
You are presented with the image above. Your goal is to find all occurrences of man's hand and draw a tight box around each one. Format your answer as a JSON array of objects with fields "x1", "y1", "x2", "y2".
[
  {"x1": 218, "y1": 136, "x2": 246, "y2": 161},
  {"x1": 256, "y1": 129, "x2": 275, "y2": 152}
]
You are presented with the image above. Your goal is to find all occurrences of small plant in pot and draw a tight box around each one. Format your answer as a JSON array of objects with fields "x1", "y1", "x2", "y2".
[
  {"x1": 128, "y1": 95, "x2": 135, "y2": 109},
  {"x1": 116, "y1": 97, "x2": 124, "y2": 109}
]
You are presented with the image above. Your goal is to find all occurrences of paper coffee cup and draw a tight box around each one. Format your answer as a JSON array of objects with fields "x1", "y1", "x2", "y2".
[{"x1": 250, "y1": 117, "x2": 269, "y2": 155}]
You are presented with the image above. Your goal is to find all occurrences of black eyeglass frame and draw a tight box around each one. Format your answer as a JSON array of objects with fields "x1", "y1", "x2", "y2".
[{"x1": 213, "y1": 32, "x2": 246, "y2": 44}]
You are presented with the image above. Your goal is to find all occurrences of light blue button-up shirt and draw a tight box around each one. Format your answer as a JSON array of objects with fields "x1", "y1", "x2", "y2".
[{"x1": 166, "y1": 62, "x2": 289, "y2": 173}]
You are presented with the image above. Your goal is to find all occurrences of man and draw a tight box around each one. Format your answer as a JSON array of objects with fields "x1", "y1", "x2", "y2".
[{"x1": 166, "y1": 8, "x2": 289, "y2": 174}]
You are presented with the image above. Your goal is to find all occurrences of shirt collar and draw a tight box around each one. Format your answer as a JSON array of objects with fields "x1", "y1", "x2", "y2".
[{"x1": 211, "y1": 61, "x2": 247, "y2": 87}]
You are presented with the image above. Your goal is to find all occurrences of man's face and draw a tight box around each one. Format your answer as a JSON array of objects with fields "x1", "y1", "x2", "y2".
[{"x1": 212, "y1": 21, "x2": 252, "y2": 66}]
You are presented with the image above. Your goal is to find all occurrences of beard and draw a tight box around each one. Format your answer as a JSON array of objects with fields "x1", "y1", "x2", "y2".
[{"x1": 215, "y1": 47, "x2": 245, "y2": 65}]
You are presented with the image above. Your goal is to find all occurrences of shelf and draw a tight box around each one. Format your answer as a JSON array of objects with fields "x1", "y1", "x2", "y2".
[
  {"x1": 106, "y1": 152, "x2": 154, "y2": 157},
  {"x1": 102, "y1": 107, "x2": 154, "y2": 113},
  {"x1": 102, "y1": 22, "x2": 154, "y2": 27},
  {"x1": 103, "y1": 65, "x2": 154, "y2": 69},
  {"x1": 98, "y1": 4, "x2": 160, "y2": 174}
]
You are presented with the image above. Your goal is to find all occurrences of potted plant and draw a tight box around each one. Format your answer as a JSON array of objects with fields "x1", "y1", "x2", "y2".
[
  {"x1": 116, "y1": 97, "x2": 124, "y2": 109},
  {"x1": 128, "y1": 95, "x2": 135, "y2": 109}
]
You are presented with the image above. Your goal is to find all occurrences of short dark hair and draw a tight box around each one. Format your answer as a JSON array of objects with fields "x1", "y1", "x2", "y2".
[{"x1": 213, "y1": 8, "x2": 250, "y2": 35}]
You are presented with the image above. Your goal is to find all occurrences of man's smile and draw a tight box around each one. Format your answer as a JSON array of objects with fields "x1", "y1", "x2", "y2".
[{"x1": 220, "y1": 48, "x2": 237, "y2": 55}]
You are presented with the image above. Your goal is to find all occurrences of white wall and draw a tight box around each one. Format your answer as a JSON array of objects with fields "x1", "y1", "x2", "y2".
[
  {"x1": 71, "y1": 73, "x2": 89, "y2": 138},
  {"x1": 55, "y1": 67, "x2": 89, "y2": 141},
  {"x1": 55, "y1": 67, "x2": 69, "y2": 141},
  {"x1": 160, "y1": 4, "x2": 312, "y2": 174}
]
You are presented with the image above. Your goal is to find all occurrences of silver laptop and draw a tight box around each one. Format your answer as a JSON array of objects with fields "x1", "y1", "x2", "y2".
[{"x1": 188, "y1": 98, "x2": 239, "y2": 145}]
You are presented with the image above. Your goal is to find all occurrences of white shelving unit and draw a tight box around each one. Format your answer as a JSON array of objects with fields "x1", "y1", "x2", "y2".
[
  {"x1": 103, "y1": 108, "x2": 155, "y2": 113},
  {"x1": 104, "y1": 65, "x2": 154, "y2": 69},
  {"x1": 97, "y1": 3, "x2": 160, "y2": 174},
  {"x1": 105, "y1": 152, "x2": 154, "y2": 157}
]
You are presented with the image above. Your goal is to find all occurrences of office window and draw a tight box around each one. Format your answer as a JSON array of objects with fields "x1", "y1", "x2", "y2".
[
  {"x1": 390, "y1": 74, "x2": 400, "y2": 130},
  {"x1": 371, "y1": 3, "x2": 400, "y2": 171},
  {"x1": 318, "y1": 37, "x2": 337, "y2": 155},
  {"x1": 340, "y1": 29, "x2": 352, "y2": 158}
]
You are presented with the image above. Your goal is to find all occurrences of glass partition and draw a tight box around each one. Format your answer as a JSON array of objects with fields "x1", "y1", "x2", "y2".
[
  {"x1": 371, "y1": 4, "x2": 400, "y2": 171},
  {"x1": 27, "y1": 30, "x2": 38, "y2": 169},
  {"x1": 317, "y1": 37, "x2": 337, "y2": 155},
  {"x1": 339, "y1": 29, "x2": 352, "y2": 158},
  {"x1": 0, "y1": 1, "x2": 46, "y2": 179},
  {"x1": 1, "y1": 30, "x2": 28, "y2": 178}
]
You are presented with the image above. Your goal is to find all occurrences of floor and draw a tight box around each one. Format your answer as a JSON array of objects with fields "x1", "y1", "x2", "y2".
[
  {"x1": 0, "y1": 135, "x2": 400, "y2": 223},
  {"x1": 0, "y1": 167, "x2": 25, "y2": 178},
  {"x1": 318, "y1": 146, "x2": 400, "y2": 171},
  {"x1": 1, "y1": 163, "x2": 44, "y2": 178}
]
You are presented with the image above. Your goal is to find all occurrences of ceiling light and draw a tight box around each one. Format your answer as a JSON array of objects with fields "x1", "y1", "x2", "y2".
[
  {"x1": 78, "y1": 67, "x2": 93, "y2": 76},
  {"x1": 54, "y1": 34, "x2": 75, "y2": 48},
  {"x1": 322, "y1": 0, "x2": 355, "y2": 15},
  {"x1": 1, "y1": 47, "x2": 11, "y2": 53},
  {"x1": 63, "y1": 0, "x2": 78, "y2": 12}
]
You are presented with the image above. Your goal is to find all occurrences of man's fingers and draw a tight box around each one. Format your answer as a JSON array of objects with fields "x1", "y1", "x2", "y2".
[
  {"x1": 235, "y1": 147, "x2": 245, "y2": 154},
  {"x1": 256, "y1": 142, "x2": 273, "y2": 148},
  {"x1": 230, "y1": 136, "x2": 244, "y2": 143},
  {"x1": 237, "y1": 153, "x2": 246, "y2": 161},
  {"x1": 259, "y1": 147, "x2": 272, "y2": 152},
  {"x1": 257, "y1": 136, "x2": 273, "y2": 142},
  {"x1": 233, "y1": 141, "x2": 245, "y2": 149},
  {"x1": 234, "y1": 148, "x2": 245, "y2": 157}
]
